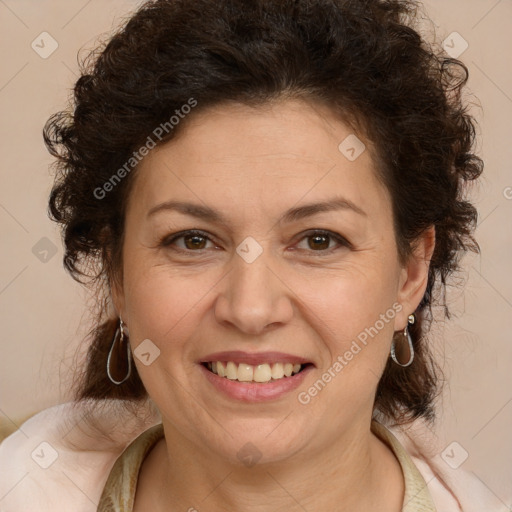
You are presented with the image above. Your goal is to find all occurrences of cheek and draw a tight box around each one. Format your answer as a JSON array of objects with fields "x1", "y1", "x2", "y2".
[
  {"x1": 304, "y1": 264, "x2": 399, "y2": 340},
  {"x1": 122, "y1": 265, "x2": 207, "y2": 402},
  {"x1": 300, "y1": 274, "x2": 400, "y2": 414},
  {"x1": 122, "y1": 257, "x2": 209, "y2": 347}
]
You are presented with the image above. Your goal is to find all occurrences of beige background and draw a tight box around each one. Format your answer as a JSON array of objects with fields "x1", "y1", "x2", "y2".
[{"x1": 0, "y1": 0, "x2": 511, "y2": 506}]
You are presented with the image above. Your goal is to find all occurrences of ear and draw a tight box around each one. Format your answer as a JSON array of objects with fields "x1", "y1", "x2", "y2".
[
  {"x1": 110, "y1": 274, "x2": 125, "y2": 320},
  {"x1": 395, "y1": 226, "x2": 436, "y2": 330},
  {"x1": 107, "y1": 250, "x2": 126, "y2": 320}
]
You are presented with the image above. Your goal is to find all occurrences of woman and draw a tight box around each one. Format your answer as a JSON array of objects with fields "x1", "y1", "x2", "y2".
[{"x1": 0, "y1": 0, "x2": 502, "y2": 510}]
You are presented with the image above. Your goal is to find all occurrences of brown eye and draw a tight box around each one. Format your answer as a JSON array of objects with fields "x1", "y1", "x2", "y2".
[
  {"x1": 161, "y1": 230, "x2": 215, "y2": 252},
  {"x1": 295, "y1": 230, "x2": 350, "y2": 254},
  {"x1": 183, "y1": 233, "x2": 208, "y2": 250},
  {"x1": 307, "y1": 233, "x2": 331, "y2": 250}
]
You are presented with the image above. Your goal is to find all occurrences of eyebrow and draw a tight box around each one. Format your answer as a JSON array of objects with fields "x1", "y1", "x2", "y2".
[{"x1": 146, "y1": 196, "x2": 367, "y2": 225}]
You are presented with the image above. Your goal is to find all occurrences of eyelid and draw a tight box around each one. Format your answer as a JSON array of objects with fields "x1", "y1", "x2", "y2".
[
  {"x1": 161, "y1": 228, "x2": 351, "y2": 254},
  {"x1": 293, "y1": 229, "x2": 352, "y2": 252},
  {"x1": 161, "y1": 229, "x2": 218, "y2": 250}
]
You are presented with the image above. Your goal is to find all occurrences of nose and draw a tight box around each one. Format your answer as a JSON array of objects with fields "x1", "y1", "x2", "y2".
[{"x1": 214, "y1": 250, "x2": 294, "y2": 336}]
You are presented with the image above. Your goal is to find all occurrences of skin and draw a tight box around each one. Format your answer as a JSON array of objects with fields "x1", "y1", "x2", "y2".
[{"x1": 112, "y1": 98, "x2": 435, "y2": 511}]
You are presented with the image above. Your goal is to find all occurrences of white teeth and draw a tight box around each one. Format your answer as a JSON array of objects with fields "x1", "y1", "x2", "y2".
[
  {"x1": 253, "y1": 364, "x2": 272, "y2": 383},
  {"x1": 237, "y1": 364, "x2": 254, "y2": 382},
  {"x1": 226, "y1": 361, "x2": 238, "y2": 380},
  {"x1": 207, "y1": 361, "x2": 304, "y2": 382},
  {"x1": 271, "y1": 362, "x2": 285, "y2": 379}
]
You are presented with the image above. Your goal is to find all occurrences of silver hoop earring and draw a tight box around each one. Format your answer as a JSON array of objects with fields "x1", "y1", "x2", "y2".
[
  {"x1": 390, "y1": 313, "x2": 415, "y2": 367},
  {"x1": 107, "y1": 318, "x2": 132, "y2": 385}
]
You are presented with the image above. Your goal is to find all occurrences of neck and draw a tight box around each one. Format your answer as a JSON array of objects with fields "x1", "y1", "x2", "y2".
[{"x1": 138, "y1": 419, "x2": 404, "y2": 512}]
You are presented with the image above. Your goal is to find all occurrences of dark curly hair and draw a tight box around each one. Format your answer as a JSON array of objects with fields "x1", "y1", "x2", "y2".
[{"x1": 44, "y1": 0, "x2": 483, "y2": 427}]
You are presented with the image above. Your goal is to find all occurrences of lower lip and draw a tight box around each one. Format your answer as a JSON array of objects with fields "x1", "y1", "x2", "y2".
[{"x1": 199, "y1": 364, "x2": 312, "y2": 402}]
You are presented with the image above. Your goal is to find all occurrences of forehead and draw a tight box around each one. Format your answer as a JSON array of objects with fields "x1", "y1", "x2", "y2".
[{"x1": 126, "y1": 99, "x2": 390, "y2": 224}]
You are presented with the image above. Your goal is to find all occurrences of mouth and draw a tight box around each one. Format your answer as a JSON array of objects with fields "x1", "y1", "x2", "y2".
[
  {"x1": 202, "y1": 361, "x2": 313, "y2": 383},
  {"x1": 198, "y1": 351, "x2": 315, "y2": 400}
]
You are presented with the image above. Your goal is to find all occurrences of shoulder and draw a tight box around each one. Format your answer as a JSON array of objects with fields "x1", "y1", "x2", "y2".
[
  {"x1": 383, "y1": 419, "x2": 511, "y2": 512},
  {"x1": 0, "y1": 399, "x2": 160, "y2": 512}
]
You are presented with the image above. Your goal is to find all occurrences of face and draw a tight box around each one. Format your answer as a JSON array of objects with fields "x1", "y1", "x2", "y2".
[{"x1": 112, "y1": 99, "x2": 431, "y2": 466}]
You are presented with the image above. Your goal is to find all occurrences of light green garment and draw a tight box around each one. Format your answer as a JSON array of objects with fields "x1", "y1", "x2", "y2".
[{"x1": 97, "y1": 420, "x2": 437, "y2": 511}]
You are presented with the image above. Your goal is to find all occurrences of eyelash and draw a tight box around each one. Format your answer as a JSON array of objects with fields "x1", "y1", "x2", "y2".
[{"x1": 160, "y1": 229, "x2": 351, "y2": 256}]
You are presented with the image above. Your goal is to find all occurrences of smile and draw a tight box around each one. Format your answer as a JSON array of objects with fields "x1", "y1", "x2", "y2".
[
  {"x1": 204, "y1": 361, "x2": 306, "y2": 383},
  {"x1": 199, "y1": 351, "x2": 314, "y2": 402}
]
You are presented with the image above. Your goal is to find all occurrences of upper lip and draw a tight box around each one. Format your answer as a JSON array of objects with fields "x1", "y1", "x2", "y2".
[{"x1": 200, "y1": 351, "x2": 314, "y2": 366}]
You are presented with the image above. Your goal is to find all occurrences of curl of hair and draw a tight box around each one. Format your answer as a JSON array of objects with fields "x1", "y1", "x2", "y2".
[{"x1": 45, "y1": 0, "x2": 483, "y2": 427}]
